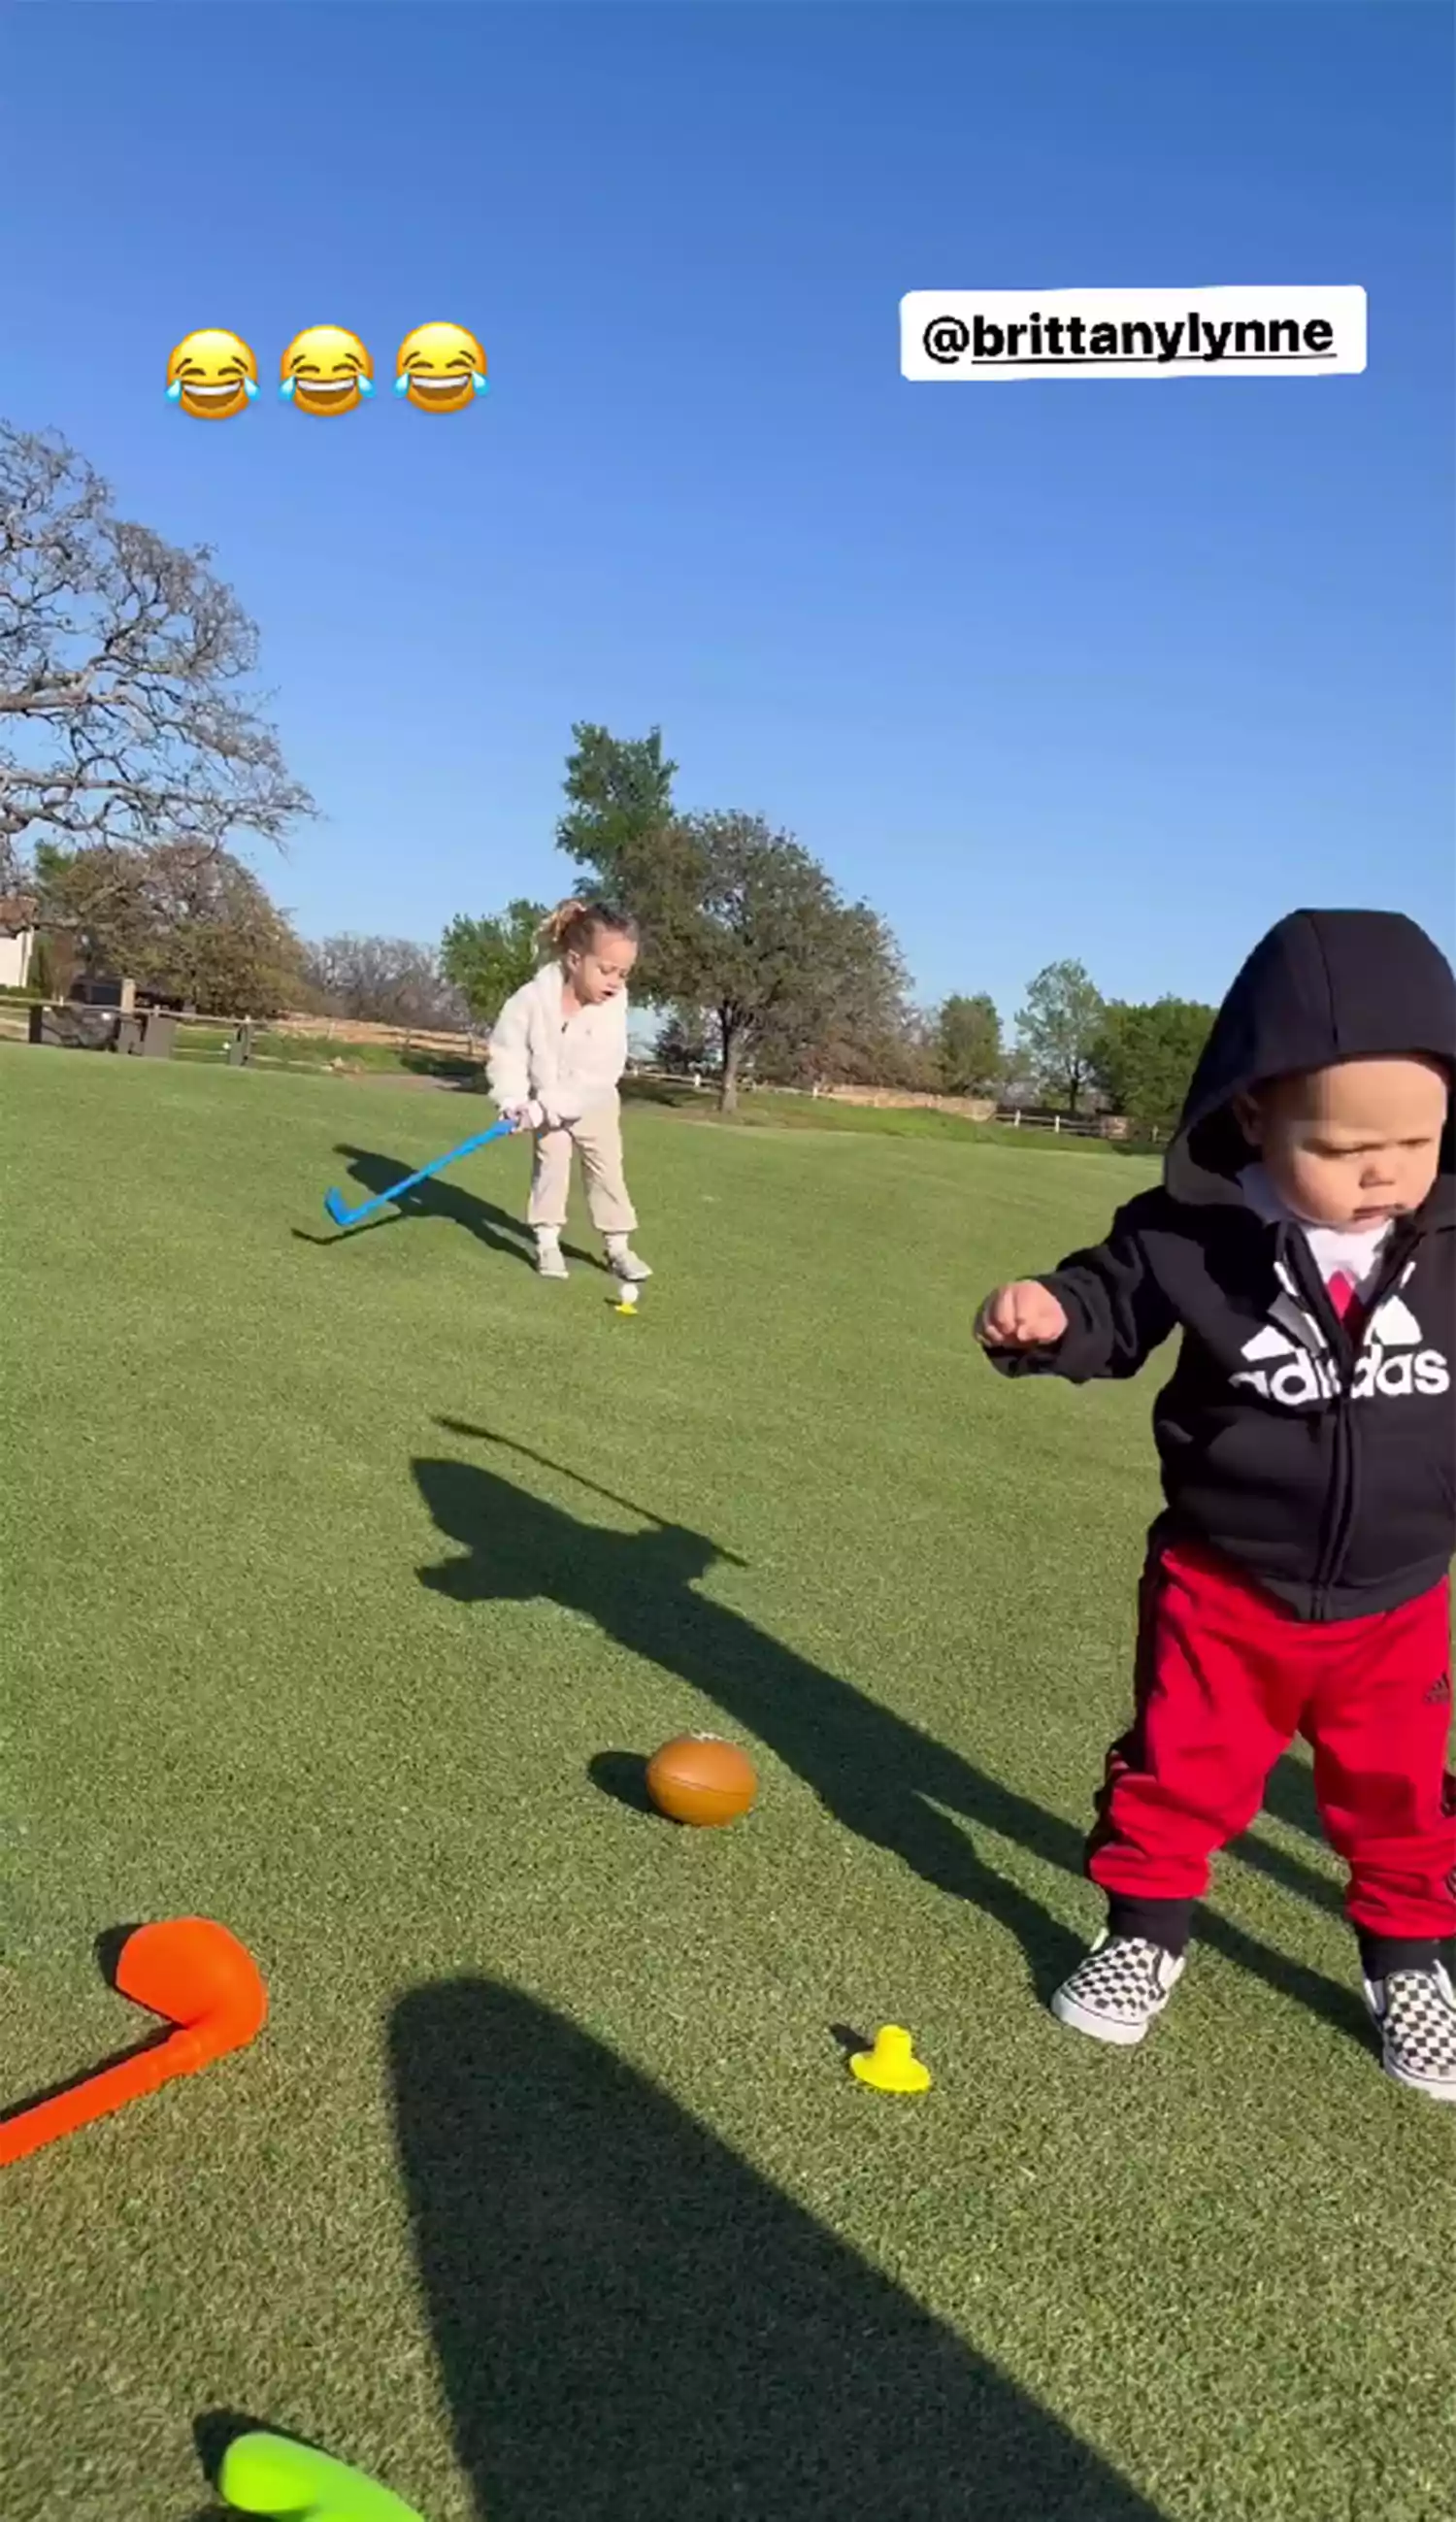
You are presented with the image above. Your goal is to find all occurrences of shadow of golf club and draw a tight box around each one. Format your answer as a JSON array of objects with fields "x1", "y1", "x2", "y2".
[
  {"x1": 391, "y1": 1974, "x2": 1170, "y2": 2521},
  {"x1": 298, "y1": 1145, "x2": 605, "y2": 1270},
  {"x1": 435, "y1": 1422, "x2": 750, "y2": 1566}
]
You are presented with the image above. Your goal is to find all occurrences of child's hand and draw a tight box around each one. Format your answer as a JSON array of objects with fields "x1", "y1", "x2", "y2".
[
  {"x1": 504, "y1": 1100, "x2": 545, "y2": 1132},
  {"x1": 976, "y1": 1281, "x2": 1069, "y2": 1349}
]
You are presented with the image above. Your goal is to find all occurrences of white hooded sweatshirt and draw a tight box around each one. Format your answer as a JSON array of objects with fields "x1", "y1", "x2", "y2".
[{"x1": 487, "y1": 961, "x2": 630, "y2": 1129}]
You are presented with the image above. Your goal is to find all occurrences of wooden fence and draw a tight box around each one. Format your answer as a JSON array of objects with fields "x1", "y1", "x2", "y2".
[
  {"x1": 263, "y1": 1010, "x2": 489, "y2": 1055},
  {"x1": 2, "y1": 997, "x2": 1160, "y2": 1140},
  {"x1": 0, "y1": 996, "x2": 488, "y2": 1071}
]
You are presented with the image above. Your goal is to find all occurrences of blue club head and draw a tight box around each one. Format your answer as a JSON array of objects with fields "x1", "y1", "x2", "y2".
[{"x1": 323, "y1": 1188, "x2": 352, "y2": 1227}]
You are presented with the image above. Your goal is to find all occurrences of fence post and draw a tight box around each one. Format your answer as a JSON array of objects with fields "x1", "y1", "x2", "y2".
[{"x1": 1053, "y1": 1113, "x2": 1061, "y2": 1134}]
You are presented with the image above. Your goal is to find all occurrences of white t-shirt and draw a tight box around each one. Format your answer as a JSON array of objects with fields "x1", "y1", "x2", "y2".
[{"x1": 1241, "y1": 1163, "x2": 1391, "y2": 1314}]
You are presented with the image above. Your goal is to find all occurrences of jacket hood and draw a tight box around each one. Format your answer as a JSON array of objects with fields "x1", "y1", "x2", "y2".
[{"x1": 1166, "y1": 909, "x2": 1456, "y2": 1210}]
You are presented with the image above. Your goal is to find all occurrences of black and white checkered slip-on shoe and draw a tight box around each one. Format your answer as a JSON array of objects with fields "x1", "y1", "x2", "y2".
[
  {"x1": 1363, "y1": 1961, "x2": 1456, "y2": 2103},
  {"x1": 1050, "y1": 1933, "x2": 1186, "y2": 2047}
]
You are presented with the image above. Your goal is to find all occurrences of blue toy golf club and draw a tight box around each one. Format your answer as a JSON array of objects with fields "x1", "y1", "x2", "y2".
[{"x1": 323, "y1": 1116, "x2": 518, "y2": 1229}]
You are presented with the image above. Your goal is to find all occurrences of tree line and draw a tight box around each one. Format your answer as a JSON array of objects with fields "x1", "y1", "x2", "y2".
[
  {"x1": 1, "y1": 418, "x2": 1214, "y2": 1133},
  {"x1": 429, "y1": 724, "x2": 1217, "y2": 1135}
]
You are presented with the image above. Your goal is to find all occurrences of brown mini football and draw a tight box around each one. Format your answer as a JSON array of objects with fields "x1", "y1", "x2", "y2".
[{"x1": 645, "y1": 1733, "x2": 758, "y2": 1827}]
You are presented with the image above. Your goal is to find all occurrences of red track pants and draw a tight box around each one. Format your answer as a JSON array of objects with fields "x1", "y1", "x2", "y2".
[{"x1": 1090, "y1": 1544, "x2": 1456, "y2": 1962}]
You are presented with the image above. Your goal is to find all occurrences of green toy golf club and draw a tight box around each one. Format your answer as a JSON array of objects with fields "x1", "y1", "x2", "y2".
[{"x1": 218, "y1": 2430, "x2": 424, "y2": 2521}]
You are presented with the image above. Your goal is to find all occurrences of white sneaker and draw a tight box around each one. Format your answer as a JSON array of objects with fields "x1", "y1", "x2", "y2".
[
  {"x1": 609, "y1": 1247, "x2": 652, "y2": 1284},
  {"x1": 535, "y1": 1241, "x2": 569, "y2": 1280},
  {"x1": 1050, "y1": 1933, "x2": 1185, "y2": 2047},
  {"x1": 1363, "y1": 1960, "x2": 1456, "y2": 2102}
]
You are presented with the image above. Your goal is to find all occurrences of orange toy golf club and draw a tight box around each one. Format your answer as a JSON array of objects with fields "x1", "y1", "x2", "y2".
[{"x1": 0, "y1": 1918, "x2": 266, "y2": 2168}]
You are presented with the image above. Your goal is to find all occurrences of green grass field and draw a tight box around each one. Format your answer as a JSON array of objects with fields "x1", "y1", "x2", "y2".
[{"x1": 3, "y1": 1050, "x2": 1452, "y2": 2522}]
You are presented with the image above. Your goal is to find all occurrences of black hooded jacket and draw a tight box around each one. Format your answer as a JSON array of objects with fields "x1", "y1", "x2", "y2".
[{"x1": 990, "y1": 910, "x2": 1456, "y2": 1620}]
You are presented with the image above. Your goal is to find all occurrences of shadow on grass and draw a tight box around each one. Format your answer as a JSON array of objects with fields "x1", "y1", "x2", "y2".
[
  {"x1": 391, "y1": 1975, "x2": 1168, "y2": 2522},
  {"x1": 0, "y1": 1923, "x2": 170, "y2": 2128},
  {"x1": 622, "y1": 1074, "x2": 702, "y2": 1110},
  {"x1": 412, "y1": 1430, "x2": 1371, "y2": 2045},
  {"x1": 293, "y1": 1145, "x2": 602, "y2": 1271},
  {"x1": 190, "y1": 2408, "x2": 347, "y2": 2522},
  {"x1": 398, "y1": 1049, "x2": 485, "y2": 1085},
  {"x1": 1228, "y1": 1749, "x2": 1346, "y2": 1922},
  {"x1": 1261, "y1": 1749, "x2": 1324, "y2": 1841},
  {"x1": 415, "y1": 1442, "x2": 1078, "y2": 1997},
  {"x1": 588, "y1": 1748, "x2": 659, "y2": 1816},
  {"x1": 194, "y1": 2406, "x2": 281, "y2": 2487}
]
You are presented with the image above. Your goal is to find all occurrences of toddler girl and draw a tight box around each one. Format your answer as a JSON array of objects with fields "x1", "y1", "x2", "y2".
[{"x1": 488, "y1": 899, "x2": 651, "y2": 1285}]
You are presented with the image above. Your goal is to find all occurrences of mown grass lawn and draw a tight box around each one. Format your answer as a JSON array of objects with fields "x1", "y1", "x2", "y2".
[{"x1": 2, "y1": 1048, "x2": 1451, "y2": 2522}]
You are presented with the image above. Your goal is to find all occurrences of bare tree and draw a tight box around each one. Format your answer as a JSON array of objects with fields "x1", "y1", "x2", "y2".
[
  {"x1": 301, "y1": 933, "x2": 466, "y2": 1031},
  {"x1": 0, "y1": 423, "x2": 313, "y2": 897}
]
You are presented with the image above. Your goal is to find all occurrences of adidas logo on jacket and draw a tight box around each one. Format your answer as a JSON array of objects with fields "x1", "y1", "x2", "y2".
[{"x1": 1232, "y1": 1265, "x2": 1450, "y2": 1407}]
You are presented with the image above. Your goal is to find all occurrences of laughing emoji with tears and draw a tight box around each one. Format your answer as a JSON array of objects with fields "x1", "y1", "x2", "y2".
[
  {"x1": 395, "y1": 322, "x2": 488, "y2": 414},
  {"x1": 166, "y1": 331, "x2": 258, "y2": 421},
  {"x1": 280, "y1": 327, "x2": 375, "y2": 417}
]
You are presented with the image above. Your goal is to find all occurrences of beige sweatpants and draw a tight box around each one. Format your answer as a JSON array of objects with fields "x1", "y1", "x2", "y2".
[{"x1": 527, "y1": 1093, "x2": 638, "y2": 1236}]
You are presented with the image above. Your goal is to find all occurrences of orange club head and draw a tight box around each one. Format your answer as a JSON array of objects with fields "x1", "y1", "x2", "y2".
[
  {"x1": 395, "y1": 321, "x2": 488, "y2": 414},
  {"x1": 116, "y1": 1916, "x2": 268, "y2": 2058},
  {"x1": 280, "y1": 327, "x2": 375, "y2": 416},
  {"x1": 0, "y1": 1917, "x2": 267, "y2": 2168},
  {"x1": 166, "y1": 330, "x2": 259, "y2": 421}
]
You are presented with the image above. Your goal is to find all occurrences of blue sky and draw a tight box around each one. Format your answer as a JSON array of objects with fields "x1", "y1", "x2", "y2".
[{"x1": 3, "y1": 3, "x2": 1451, "y2": 1021}]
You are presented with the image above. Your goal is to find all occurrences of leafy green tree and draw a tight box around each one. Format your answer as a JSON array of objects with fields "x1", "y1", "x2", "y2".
[
  {"x1": 556, "y1": 722, "x2": 705, "y2": 1002},
  {"x1": 27, "y1": 929, "x2": 57, "y2": 999},
  {"x1": 1091, "y1": 997, "x2": 1217, "y2": 1138},
  {"x1": 864, "y1": 1006, "x2": 943, "y2": 1095},
  {"x1": 673, "y1": 813, "x2": 845, "y2": 1111},
  {"x1": 1015, "y1": 959, "x2": 1106, "y2": 1113},
  {"x1": 653, "y1": 1005, "x2": 715, "y2": 1075},
  {"x1": 609, "y1": 809, "x2": 901, "y2": 1112},
  {"x1": 935, "y1": 992, "x2": 1004, "y2": 1096},
  {"x1": 558, "y1": 721, "x2": 678, "y2": 869},
  {"x1": 440, "y1": 899, "x2": 546, "y2": 1024},
  {"x1": 754, "y1": 899, "x2": 915, "y2": 1091},
  {"x1": 555, "y1": 725, "x2": 912, "y2": 1110},
  {"x1": 34, "y1": 837, "x2": 149, "y2": 977},
  {"x1": 35, "y1": 839, "x2": 307, "y2": 1014}
]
